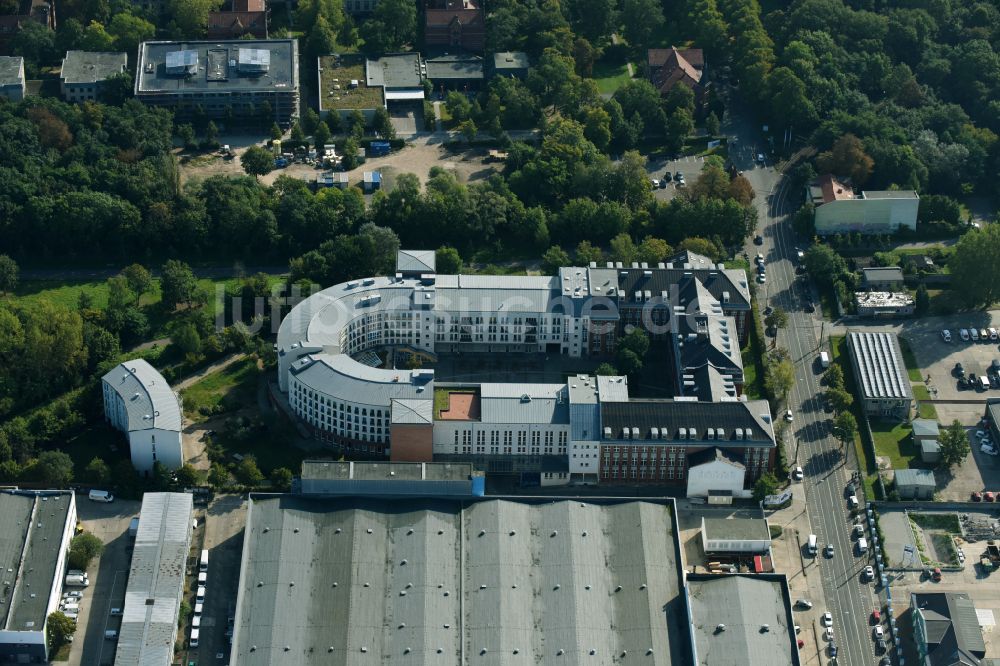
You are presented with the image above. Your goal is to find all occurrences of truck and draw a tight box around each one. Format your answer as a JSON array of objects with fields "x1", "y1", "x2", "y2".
[
  {"x1": 820, "y1": 352, "x2": 830, "y2": 369},
  {"x1": 368, "y1": 141, "x2": 391, "y2": 157}
]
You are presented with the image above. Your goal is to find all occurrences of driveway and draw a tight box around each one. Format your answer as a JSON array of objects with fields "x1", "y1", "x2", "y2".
[{"x1": 877, "y1": 508, "x2": 920, "y2": 568}]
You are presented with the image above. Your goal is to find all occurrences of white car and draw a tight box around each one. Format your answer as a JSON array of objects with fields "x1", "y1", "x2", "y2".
[
  {"x1": 992, "y1": 328, "x2": 999, "y2": 341},
  {"x1": 825, "y1": 628, "x2": 835, "y2": 642},
  {"x1": 822, "y1": 612, "x2": 833, "y2": 627},
  {"x1": 785, "y1": 409, "x2": 794, "y2": 422},
  {"x1": 757, "y1": 274, "x2": 766, "y2": 284},
  {"x1": 863, "y1": 565, "x2": 874, "y2": 581},
  {"x1": 981, "y1": 444, "x2": 998, "y2": 456},
  {"x1": 873, "y1": 625, "x2": 884, "y2": 640},
  {"x1": 792, "y1": 466, "x2": 804, "y2": 481},
  {"x1": 941, "y1": 330, "x2": 952, "y2": 342},
  {"x1": 755, "y1": 253, "x2": 764, "y2": 264},
  {"x1": 961, "y1": 328, "x2": 971, "y2": 341},
  {"x1": 971, "y1": 328, "x2": 980, "y2": 341},
  {"x1": 194, "y1": 602, "x2": 203, "y2": 616}
]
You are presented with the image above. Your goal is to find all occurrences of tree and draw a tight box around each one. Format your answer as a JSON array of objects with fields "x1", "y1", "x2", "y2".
[
  {"x1": 575, "y1": 240, "x2": 604, "y2": 265},
  {"x1": 290, "y1": 121, "x2": 305, "y2": 143},
  {"x1": 609, "y1": 233, "x2": 638, "y2": 263},
  {"x1": 300, "y1": 108, "x2": 320, "y2": 135},
  {"x1": 234, "y1": 455, "x2": 264, "y2": 486},
  {"x1": 34, "y1": 450, "x2": 74, "y2": 486},
  {"x1": 457, "y1": 119, "x2": 478, "y2": 143},
  {"x1": 825, "y1": 387, "x2": 853, "y2": 414},
  {"x1": 666, "y1": 108, "x2": 694, "y2": 153},
  {"x1": 581, "y1": 105, "x2": 611, "y2": 152},
  {"x1": 208, "y1": 462, "x2": 230, "y2": 489},
  {"x1": 174, "y1": 322, "x2": 202, "y2": 357},
  {"x1": 108, "y1": 11, "x2": 154, "y2": 55},
  {"x1": 121, "y1": 264, "x2": 152, "y2": 305},
  {"x1": 270, "y1": 467, "x2": 293, "y2": 490},
  {"x1": 270, "y1": 123, "x2": 283, "y2": 141},
  {"x1": 67, "y1": 532, "x2": 104, "y2": 570},
  {"x1": 106, "y1": 275, "x2": 135, "y2": 313},
  {"x1": 175, "y1": 463, "x2": 200, "y2": 488},
  {"x1": 705, "y1": 111, "x2": 720, "y2": 137},
  {"x1": 435, "y1": 246, "x2": 463, "y2": 273},
  {"x1": 621, "y1": 0, "x2": 663, "y2": 52},
  {"x1": 373, "y1": 106, "x2": 395, "y2": 140},
  {"x1": 816, "y1": 134, "x2": 874, "y2": 186},
  {"x1": 166, "y1": 0, "x2": 223, "y2": 37},
  {"x1": 0, "y1": 255, "x2": 18, "y2": 293},
  {"x1": 637, "y1": 236, "x2": 671, "y2": 264},
  {"x1": 832, "y1": 411, "x2": 858, "y2": 448},
  {"x1": 915, "y1": 284, "x2": 930, "y2": 315},
  {"x1": 541, "y1": 245, "x2": 571, "y2": 273},
  {"x1": 792, "y1": 203, "x2": 816, "y2": 237},
  {"x1": 765, "y1": 356, "x2": 795, "y2": 402},
  {"x1": 764, "y1": 307, "x2": 788, "y2": 331},
  {"x1": 619, "y1": 328, "x2": 650, "y2": 358},
  {"x1": 372, "y1": 0, "x2": 416, "y2": 49},
  {"x1": 616, "y1": 348, "x2": 643, "y2": 375},
  {"x1": 950, "y1": 224, "x2": 1000, "y2": 309},
  {"x1": 83, "y1": 457, "x2": 110, "y2": 485},
  {"x1": 306, "y1": 13, "x2": 337, "y2": 58},
  {"x1": 161, "y1": 260, "x2": 197, "y2": 309},
  {"x1": 241, "y1": 145, "x2": 274, "y2": 179},
  {"x1": 314, "y1": 120, "x2": 332, "y2": 152},
  {"x1": 824, "y1": 364, "x2": 844, "y2": 390},
  {"x1": 178, "y1": 123, "x2": 197, "y2": 150},
  {"x1": 939, "y1": 420, "x2": 970, "y2": 470},
  {"x1": 803, "y1": 244, "x2": 848, "y2": 288},
  {"x1": 753, "y1": 472, "x2": 780, "y2": 502},
  {"x1": 595, "y1": 363, "x2": 618, "y2": 376},
  {"x1": 47, "y1": 612, "x2": 76, "y2": 652},
  {"x1": 79, "y1": 20, "x2": 115, "y2": 51},
  {"x1": 678, "y1": 237, "x2": 721, "y2": 261},
  {"x1": 664, "y1": 84, "x2": 695, "y2": 115}
]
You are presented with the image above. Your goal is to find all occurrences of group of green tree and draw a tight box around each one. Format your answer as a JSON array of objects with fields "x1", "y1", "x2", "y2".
[{"x1": 821, "y1": 363, "x2": 858, "y2": 450}]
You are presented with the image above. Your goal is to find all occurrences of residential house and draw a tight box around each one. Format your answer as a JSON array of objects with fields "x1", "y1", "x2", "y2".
[
  {"x1": 208, "y1": 0, "x2": 267, "y2": 39},
  {"x1": 647, "y1": 47, "x2": 705, "y2": 105},
  {"x1": 424, "y1": 0, "x2": 485, "y2": 53}
]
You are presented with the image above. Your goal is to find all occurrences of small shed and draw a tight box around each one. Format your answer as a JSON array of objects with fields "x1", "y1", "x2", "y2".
[
  {"x1": 316, "y1": 171, "x2": 348, "y2": 189},
  {"x1": 701, "y1": 517, "x2": 772, "y2": 555},
  {"x1": 920, "y1": 440, "x2": 941, "y2": 464},
  {"x1": 363, "y1": 171, "x2": 382, "y2": 192},
  {"x1": 895, "y1": 468, "x2": 936, "y2": 499},
  {"x1": 912, "y1": 419, "x2": 940, "y2": 443}
]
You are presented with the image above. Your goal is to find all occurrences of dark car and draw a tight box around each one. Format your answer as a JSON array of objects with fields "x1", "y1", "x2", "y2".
[
  {"x1": 764, "y1": 306, "x2": 774, "y2": 316},
  {"x1": 803, "y1": 301, "x2": 816, "y2": 313},
  {"x1": 673, "y1": 171, "x2": 684, "y2": 182},
  {"x1": 829, "y1": 644, "x2": 838, "y2": 657},
  {"x1": 754, "y1": 234, "x2": 764, "y2": 245},
  {"x1": 659, "y1": 178, "x2": 667, "y2": 189},
  {"x1": 845, "y1": 482, "x2": 856, "y2": 498},
  {"x1": 663, "y1": 171, "x2": 671, "y2": 181},
  {"x1": 876, "y1": 638, "x2": 886, "y2": 653},
  {"x1": 955, "y1": 362, "x2": 965, "y2": 376}
]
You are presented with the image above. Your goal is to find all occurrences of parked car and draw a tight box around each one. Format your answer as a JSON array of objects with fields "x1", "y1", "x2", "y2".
[
  {"x1": 960, "y1": 328, "x2": 971, "y2": 341},
  {"x1": 825, "y1": 543, "x2": 835, "y2": 557},
  {"x1": 863, "y1": 565, "x2": 874, "y2": 581},
  {"x1": 803, "y1": 302, "x2": 816, "y2": 313},
  {"x1": 982, "y1": 328, "x2": 991, "y2": 341},
  {"x1": 981, "y1": 445, "x2": 998, "y2": 456},
  {"x1": 873, "y1": 625, "x2": 884, "y2": 640},
  {"x1": 659, "y1": 178, "x2": 667, "y2": 189},
  {"x1": 673, "y1": 171, "x2": 684, "y2": 182},
  {"x1": 785, "y1": 409, "x2": 794, "y2": 422},
  {"x1": 757, "y1": 152, "x2": 766, "y2": 164},
  {"x1": 796, "y1": 599, "x2": 813, "y2": 610},
  {"x1": 871, "y1": 609, "x2": 881, "y2": 623},
  {"x1": 663, "y1": 171, "x2": 671, "y2": 181},
  {"x1": 973, "y1": 491, "x2": 983, "y2": 502},
  {"x1": 991, "y1": 328, "x2": 998, "y2": 341},
  {"x1": 757, "y1": 274, "x2": 766, "y2": 284},
  {"x1": 955, "y1": 362, "x2": 965, "y2": 376},
  {"x1": 986, "y1": 491, "x2": 996, "y2": 502},
  {"x1": 822, "y1": 612, "x2": 833, "y2": 626},
  {"x1": 792, "y1": 466, "x2": 804, "y2": 481},
  {"x1": 754, "y1": 234, "x2": 764, "y2": 245},
  {"x1": 942, "y1": 329, "x2": 952, "y2": 342}
]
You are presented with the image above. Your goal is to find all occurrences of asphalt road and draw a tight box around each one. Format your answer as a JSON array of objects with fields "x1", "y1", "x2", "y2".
[{"x1": 744, "y1": 157, "x2": 883, "y2": 666}]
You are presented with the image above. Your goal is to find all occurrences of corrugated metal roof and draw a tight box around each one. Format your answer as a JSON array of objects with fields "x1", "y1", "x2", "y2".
[
  {"x1": 688, "y1": 575, "x2": 797, "y2": 666},
  {"x1": 101, "y1": 360, "x2": 182, "y2": 433},
  {"x1": 115, "y1": 493, "x2": 193, "y2": 666},
  {"x1": 848, "y1": 332, "x2": 913, "y2": 400},
  {"x1": 232, "y1": 497, "x2": 680, "y2": 665}
]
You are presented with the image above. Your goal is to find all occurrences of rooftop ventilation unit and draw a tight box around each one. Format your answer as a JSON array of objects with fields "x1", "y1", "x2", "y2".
[
  {"x1": 238, "y1": 47, "x2": 270, "y2": 73},
  {"x1": 650, "y1": 427, "x2": 659, "y2": 438},
  {"x1": 735, "y1": 428, "x2": 743, "y2": 440},
  {"x1": 717, "y1": 428, "x2": 725, "y2": 439},
  {"x1": 707, "y1": 428, "x2": 714, "y2": 440},
  {"x1": 661, "y1": 428, "x2": 668, "y2": 439},
  {"x1": 689, "y1": 427, "x2": 697, "y2": 439},
  {"x1": 631, "y1": 427, "x2": 639, "y2": 438},
  {"x1": 621, "y1": 427, "x2": 630, "y2": 439},
  {"x1": 603, "y1": 426, "x2": 612, "y2": 439},
  {"x1": 679, "y1": 428, "x2": 687, "y2": 440}
]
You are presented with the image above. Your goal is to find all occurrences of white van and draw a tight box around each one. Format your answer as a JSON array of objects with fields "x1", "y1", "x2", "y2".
[
  {"x1": 820, "y1": 351, "x2": 830, "y2": 369},
  {"x1": 199, "y1": 549, "x2": 209, "y2": 572},
  {"x1": 88, "y1": 489, "x2": 114, "y2": 503},
  {"x1": 190, "y1": 628, "x2": 200, "y2": 648},
  {"x1": 61, "y1": 603, "x2": 80, "y2": 614},
  {"x1": 196, "y1": 586, "x2": 206, "y2": 603},
  {"x1": 807, "y1": 534, "x2": 818, "y2": 555},
  {"x1": 104, "y1": 630, "x2": 118, "y2": 641},
  {"x1": 857, "y1": 537, "x2": 868, "y2": 554},
  {"x1": 65, "y1": 574, "x2": 89, "y2": 587},
  {"x1": 848, "y1": 495, "x2": 860, "y2": 510},
  {"x1": 192, "y1": 615, "x2": 201, "y2": 628},
  {"x1": 198, "y1": 572, "x2": 207, "y2": 585}
]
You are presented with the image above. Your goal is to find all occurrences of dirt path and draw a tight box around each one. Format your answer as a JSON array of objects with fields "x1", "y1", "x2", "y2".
[{"x1": 176, "y1": 352, "x2": 247, "y2": 391}]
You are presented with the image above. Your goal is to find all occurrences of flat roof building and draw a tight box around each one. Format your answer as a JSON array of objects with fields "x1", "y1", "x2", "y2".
[
  {"x1": 101, "y1": 359, "x2": 184, "y2": 474},
  {"x1": 232, "y1": 496, "x2": 685, "y2": 665},
  {"x1": 686, "y1": 574, "x2": 800, "y2": 666},
  {"x1": 135, "y1": 40, "x2": 299, "y2": 126},
  {"x1": 847, "y1": 331, "x2": 913, "y2": 419},
  {"x1": 491, "y1": 51, "x2": 529, "y2": 78},
  {"x1": 701, "y1": 516, "x2": 772, "y2": 554},
  {"x1": 855, "y1": 291, "x2": 915, "y2": 318},
  {"x1": 115, "y1": 492, "x2": 194, "y2": 666},
  {"x1": 894, "y1": 468, "x2": 935, "y2": 499},
  {"x1": 298, "y1": 460, "x2": 484, "y2": 496},
  {"x1": 424, "y1": 52, "x2": 484, "y2": 90},
  {"x1": 0, "y1": 55, "x2": 25, "y2": 101},
  {"x1": 60, "y1": 50, "x2": 127, "y2": 103},
  {"x1": 0, "y1": 491, "x2": 77, "y2": 664},
  {"x1": 862, "y1": 266, "x2": 905, "y2": 291}
]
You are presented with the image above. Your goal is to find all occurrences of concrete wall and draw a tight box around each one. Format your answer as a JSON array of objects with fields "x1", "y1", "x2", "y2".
[{"x1": 129, "y1": 428, "x2": 184, "y2": 474}]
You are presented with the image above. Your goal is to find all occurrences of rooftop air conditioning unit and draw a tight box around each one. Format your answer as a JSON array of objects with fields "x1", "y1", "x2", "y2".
[
  {"x1": 650, "y1": 427, "x2": 659, "y2": 438},
  {"x1": 735, "y1": 428, "x2": 744, "y2": 440},
  {"x1": 679, "y1": 428, "x2": 687, "y2": 440},
  {"x1": 707, "y1": 428, "x2": 714, "y2": 440},
  {"x1": 689, "y1": 428, "x2": 697, "y2": 439},
  {"x1": 622, "y1": 428, "x2": 630, "y2": 439},
  {"x1": 631, "y1": 427, "x2": 639, "y2": 438}
]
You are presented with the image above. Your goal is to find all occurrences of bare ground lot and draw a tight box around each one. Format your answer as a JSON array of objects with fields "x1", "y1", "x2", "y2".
[{"x1": 178, "y1": 140, "x2": 503, "y2": 191}]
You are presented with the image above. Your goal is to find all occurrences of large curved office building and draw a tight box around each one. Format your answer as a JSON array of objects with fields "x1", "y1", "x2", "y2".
[{"x1": 277, "y1": 249, "x2": 776, "y2": 494}]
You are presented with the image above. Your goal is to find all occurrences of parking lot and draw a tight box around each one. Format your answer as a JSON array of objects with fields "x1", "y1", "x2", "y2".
[
  {"x1": 187, "y1": 494, "x2": 248, "y2": 663},
  {"x1": 69, "y1": 496, "x2": 141, "y2": 666},
  {"x1": 897, "y1": 315, "x2": 1000, "y2": 403}
]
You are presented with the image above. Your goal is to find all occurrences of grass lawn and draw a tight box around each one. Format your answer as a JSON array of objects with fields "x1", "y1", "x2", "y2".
[
  {"x1": 592, "y1": 60, "x2": 633, "y2": 95},
  {"x1": 741, "y1": 303, "x2": 766, "y2": 400},
  {"x1": 912, "y1": 385, "x2": 938, "y2": 419},
  {"x1": 434, "y1": 387, "x2": 450, "y2": 418},
  {"x1": 897, "y1": 338, "x2": 924, "y2": 382},
  {"x1": 180, "y1": 357, "x2": 261, "y2": 420},
  {"x1": 870, "y1": 419, "x2": 917, "y2": 470},
  {"x1": 219, "y1": 415, "x2": 312, "y2": 475}
]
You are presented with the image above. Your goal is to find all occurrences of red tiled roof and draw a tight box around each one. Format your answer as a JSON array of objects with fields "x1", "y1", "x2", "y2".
[
  {"x1": 425, "y1": 7, "x2": 483, "y2": 28},
  {"x1": 648, "y1": 47, "x2": 704, "y2": 95},
  {"x1": 816, "y1": 173, "x2": 853, "y2": 203}
]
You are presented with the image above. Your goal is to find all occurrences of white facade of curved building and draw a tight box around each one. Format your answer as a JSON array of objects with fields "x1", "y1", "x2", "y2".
[{"x1": 101, "y1": 359, "x2": 184, "y2": 474}]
